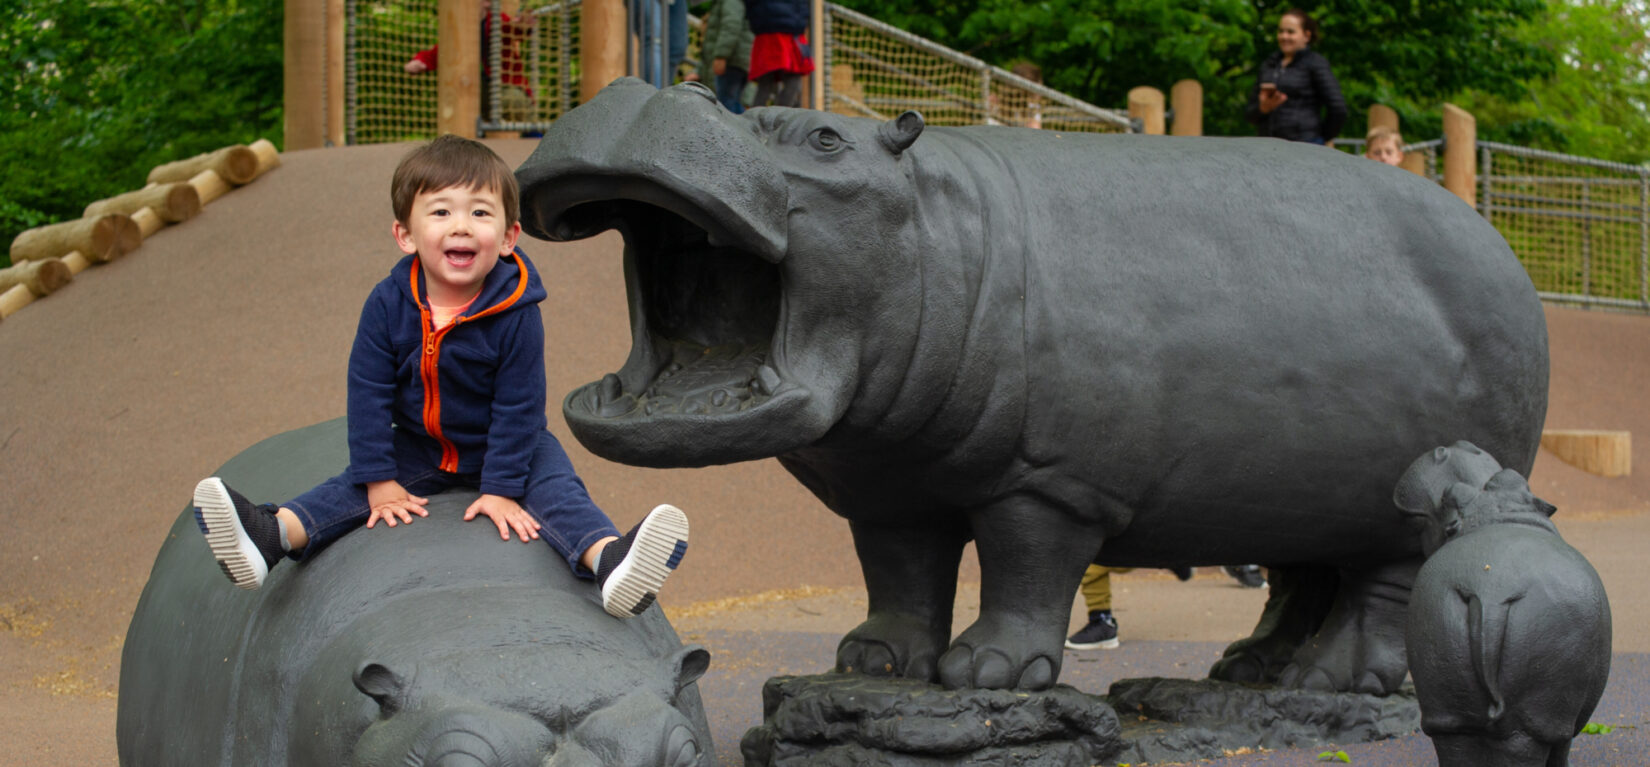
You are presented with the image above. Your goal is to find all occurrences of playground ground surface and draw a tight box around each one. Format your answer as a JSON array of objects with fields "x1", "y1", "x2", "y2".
[{"x1": 1, "y1": 141, "x2": 1646, "y2": 765}]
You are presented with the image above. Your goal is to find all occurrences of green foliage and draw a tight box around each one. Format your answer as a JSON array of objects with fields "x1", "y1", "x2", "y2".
[
  {"x1": 832, "y1": 0, "x2": 1557, "y2": 142},
  {"x1": 1316, "y1": 749, "x2": 1352, "y2": 763},
  {"x1": 0, "y1": 0, "x2": 284, "y2": 268},
  {"x1": 1582, "y1": 722, "x2": 1616, "y2": 735}
]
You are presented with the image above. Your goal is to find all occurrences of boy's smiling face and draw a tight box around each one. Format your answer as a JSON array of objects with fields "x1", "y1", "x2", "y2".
[{"x1": 393, "y1": 183, "x2": 522, "y2": 305}]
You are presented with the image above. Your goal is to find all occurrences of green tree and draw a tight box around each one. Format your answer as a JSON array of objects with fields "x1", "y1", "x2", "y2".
[
  {"x1": 833, "y1": 0, "x2": 1556, "y2": 140},
  {"x1": 1, "y1": 0, "x2": 283, "y2": 268}
]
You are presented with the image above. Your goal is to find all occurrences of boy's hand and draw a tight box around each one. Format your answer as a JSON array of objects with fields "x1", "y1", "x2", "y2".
[
  {"x1": 464, "y1": 494, "x2": 542, "y2": 543},
  {"x1": 365, "y1": 480, "x2": 430, "y2": 528}
]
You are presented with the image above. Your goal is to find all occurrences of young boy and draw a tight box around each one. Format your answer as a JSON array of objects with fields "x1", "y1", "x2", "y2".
[
  {"x1": 193, "y1": 135, "x2": 687, "y2": 618},
  {"x1": 1364, "y1": 126, "x2": 1404, "y2": 166}
]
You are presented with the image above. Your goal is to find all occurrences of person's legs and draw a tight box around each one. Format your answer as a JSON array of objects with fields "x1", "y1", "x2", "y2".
[
  {"x1": 715, "y1": 67, "x2": 749, "y2": 113},
  {"x1": 1066, "y1": 565, "x2": 1120, "y2": 650},
  {"x1": 518, "y1": 431, "x2": 623, "y2": 574},
  {"x1": 776, "y1": 73, "x2": 804, "y2": 107},
  {"x1": 751, "y1": 73, "x2": 780, "y2": 107}
]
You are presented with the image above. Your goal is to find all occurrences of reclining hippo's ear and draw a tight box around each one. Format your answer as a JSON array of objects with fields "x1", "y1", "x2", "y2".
[
  {"x1": 353, "y1": 661, "x2": 407, "y2": 715},
  {"x1": 670, "y1": 645, "x2": 712, "y2": 694},
  {"x1": 878, "y1": 111, "x2": 925, "y2": 155}
]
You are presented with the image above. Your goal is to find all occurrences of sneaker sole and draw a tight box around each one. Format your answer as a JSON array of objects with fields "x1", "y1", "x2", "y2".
[
  {"x1": 1064, "y1": 637, "x2": 1121, "y2": 650},
  {"x1": 193, "y1": 477, "x2": 269, "y2": 590},
  {"x1": 601, "y1": 504, "x2": 689, "y2": 618}
]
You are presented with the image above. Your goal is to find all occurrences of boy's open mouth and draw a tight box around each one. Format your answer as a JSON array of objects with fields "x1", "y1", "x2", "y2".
[{"x1": 445, "y1": 248, "x2": 477, "y2": 266}]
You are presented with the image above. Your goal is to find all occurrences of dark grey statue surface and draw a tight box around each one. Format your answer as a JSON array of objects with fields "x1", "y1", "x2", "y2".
[
  {"x1": 516, "y1": 78, "x2": 1550, "y2": 693},
  {"x1": 1395, "y1": 442, "x2": 1612, "y2": 767},
  {"x1": 118, "y1": 419, "x2": 715, "y2": 767}
]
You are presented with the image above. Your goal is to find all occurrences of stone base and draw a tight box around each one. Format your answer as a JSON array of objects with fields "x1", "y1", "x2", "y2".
[
  {"x1": 740, "y1": 674, "x2": 1123, "y2": 766},
  {"x1": 740, "y1": 674, "x2": 1419, "y2": 766},
  {"x1": 1108, "y1": 677, "x2": 1420, "y2": 765}
]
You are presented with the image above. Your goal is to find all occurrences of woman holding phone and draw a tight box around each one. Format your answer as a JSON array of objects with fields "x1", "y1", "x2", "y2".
[{"x1": 1244, "y1": 8, "x2": 1346, "y2": 144}]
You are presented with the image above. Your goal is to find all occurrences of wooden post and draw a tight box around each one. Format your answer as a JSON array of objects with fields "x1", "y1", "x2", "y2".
[
  {"x1": 189, "y1": 170, "x2": 232, "y2": 206},
  {"x1": 1169, "y1": 80, "x2": 1202, "y2": 137},
  {"x1": 0, "y1": 258, "x2": 71, "y2": 297},
  {"x1": 808, "y1": 0, "x2": 825, "y2": 110},
  {"x1": 1127, "y1": 86, "x2": 1166, "y2": 135},
  {"x1": 328, "y1": 0, "x2": 346, "y2": 146},
  {"x1": 250, "y1": 139, "x2": 283, "y2": 178},
  {"x1": 133, "y1": 208, "x2": 165, "y2": 238},
  {"x1": 0, "y1": 284, "x2": 34, "y2": 320},
  {"x1": 285, "y1": 0, "x2": 328, "y2": 150},
  {"x1": 1368, "y1": 103, "x2": 1399, "y2": 134},
  {"x1": 581, "y1": 0, "x2": 627, "y2": 101},
  {"x1": 438, "y1": 0, "x2": 483, "y2": 137},
  {"x1": 1442, "y1": 103, "x2": 1476, "y2": 207},
  {"x1": 1542, "y1": 430, "x2": 1632, "y2": 478},
  {"x1": 1400, "y1": 151, "x2": 1428, "y2": 177},
  {"x1": 61, "y1": 252, "x2": 92, "y2": 275}
]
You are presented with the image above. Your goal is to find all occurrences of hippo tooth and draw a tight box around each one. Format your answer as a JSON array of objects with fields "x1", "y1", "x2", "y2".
[
  {"x1": 711, "y1": 389, "x2": 728, "y2": 407},
  {"x1": 600, "y1": 373, "x2": 623, "y2": 403},
  {"x1": 754, "y1": 365, "x2": 781, "y2": 396}
]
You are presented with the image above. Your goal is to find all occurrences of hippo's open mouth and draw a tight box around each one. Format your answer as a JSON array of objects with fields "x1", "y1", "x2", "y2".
[{"x1": 569, "y1": 200, "x2": 785, "y2": 419}]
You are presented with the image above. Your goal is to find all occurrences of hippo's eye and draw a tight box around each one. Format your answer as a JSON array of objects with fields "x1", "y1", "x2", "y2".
[
  {"x1": 807, "y1": 127, "x2": 848, "y2": 153},
  {"x1": 666, "y1": 725, "x2": 699, "y2": 767}
]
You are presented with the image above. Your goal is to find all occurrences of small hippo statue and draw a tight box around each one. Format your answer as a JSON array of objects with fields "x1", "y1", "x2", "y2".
[
  {"x1": 118, "y1": 419, "x2": 716, "y2": 767},
  {"x1": 1394, "y1": 441, "x2": 1612, "y2": 767}
]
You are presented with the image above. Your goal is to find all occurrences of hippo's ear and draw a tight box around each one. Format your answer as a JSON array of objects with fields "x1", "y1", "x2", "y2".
[
  {"x1": 353, "y1": 662, "x2": 408, "y2": 715},
  {"x1": 878, "y1": 111, "x2": 925, "y2": 155},
  {"x1": 670, "y1": 645, "x2": 711, "y2": 694}
]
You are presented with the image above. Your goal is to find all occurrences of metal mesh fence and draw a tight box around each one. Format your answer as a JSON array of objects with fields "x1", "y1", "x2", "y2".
[
  {"x1": 823, "y1": 4, "x2": 1130, "y2": 132},
  {"x1": 348, "y1": 0, "x2": 440, "y2": 144},
  {"x1": 483, "y1": 0, "x2": 583, "y2": 133},
  {"x1": 1481, "y1": 141, "x2": 1650, "y2": 311}
]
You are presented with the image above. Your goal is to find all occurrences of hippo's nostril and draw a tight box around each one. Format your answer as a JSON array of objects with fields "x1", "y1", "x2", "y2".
[{"x1": 677, "y1": 80, "x2": 716, "y2": 102}]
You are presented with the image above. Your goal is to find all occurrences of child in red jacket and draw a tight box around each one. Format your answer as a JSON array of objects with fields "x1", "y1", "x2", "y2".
[{"x1": 192, "y1": 136, "x2": 687, "y2": 619}]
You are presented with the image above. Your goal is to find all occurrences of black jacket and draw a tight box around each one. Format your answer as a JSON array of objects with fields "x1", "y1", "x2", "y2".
[
  {"x1": 1244, "y1": 48, "x2": 1347, "y2": 143},
  {"x1": 744, "y1": 0, "x2": 808, "y2": 34}
]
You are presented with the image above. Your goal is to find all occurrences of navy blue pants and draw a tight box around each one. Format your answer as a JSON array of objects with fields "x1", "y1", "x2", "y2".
[
  {"x1": 715, "y1": 66, "x2": 748, "y2": 114},
  {"x1": 284, "y1": 430, "x2": 619, "y2": 577}
]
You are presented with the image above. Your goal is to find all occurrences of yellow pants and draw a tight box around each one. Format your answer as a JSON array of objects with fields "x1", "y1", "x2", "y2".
[{"x1": 1079, "y1": 564, "x2": 1134, "y2": 613}]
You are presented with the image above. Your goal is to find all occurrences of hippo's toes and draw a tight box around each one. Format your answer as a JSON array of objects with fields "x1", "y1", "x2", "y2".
[
  {"x1": 835, "y1": 615, "x2": 945, "y2": 682},
  {"x1": 1276, "y1": 663, "x2": 1340, "y2": 693},
  {"x1": 937, "y1": 643, "x2": 1057, "y2": 690},
  {"x1": 1208, "y1": 653, "x2": 1268, "y2": 684}
]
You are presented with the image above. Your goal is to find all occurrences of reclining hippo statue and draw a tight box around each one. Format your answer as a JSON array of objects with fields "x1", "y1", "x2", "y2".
[
  {"x1": 515, "y1": 79, "x2": 1549, "y2": 694},
  {"x1": 118, "y1": 419, "x2": 716, "y2": 766}
]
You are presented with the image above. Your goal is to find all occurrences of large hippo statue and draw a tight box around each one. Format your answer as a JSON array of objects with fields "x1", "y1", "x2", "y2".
[
  {"x1": 119, "y1": 419, "x2": 715, "y2": 766},
  {"x1": 514, "y1": 79, "x2": 1549, "y2": 694}
]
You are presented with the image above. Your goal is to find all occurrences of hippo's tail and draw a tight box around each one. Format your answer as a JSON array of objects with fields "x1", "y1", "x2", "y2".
[{"x1": 1463, "y1": 588, "x2": 1513, "y2": 722}]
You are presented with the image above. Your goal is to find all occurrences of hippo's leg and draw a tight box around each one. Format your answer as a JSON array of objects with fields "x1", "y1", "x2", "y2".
[
  {"x1": 1276, "y1": 559, "x2": 1420, "y2": 694},
  {"x1": 836, "y1": 517, "x2": 970, "y2": 682},
  {"x1": 937, "y1": 499, "x2": 1105, "y2": 691},
  {"x1": 1208, "y1": 565, "x2": 1338, "y2": 684},
  {"x1": 1431, "y1": 732, "x2": 1554, "y2": 767}
]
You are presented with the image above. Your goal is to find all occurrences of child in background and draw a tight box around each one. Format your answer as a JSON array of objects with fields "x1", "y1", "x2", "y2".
[
  {"x1": 193, "y1": 135, "x2": 688, "y2": 619},
  {"x1": 1364, "y1": 126, "x2": 1405, "y2": 166},
  {"x1": 698, "y1": 0, "x2": 755, "y2": 114},
  {"x1": 405, "y1": 11, "x2": 535, "y2": 123},
  {"x1": 744, "y1": 0, "x2": 813, "y2": 107}
]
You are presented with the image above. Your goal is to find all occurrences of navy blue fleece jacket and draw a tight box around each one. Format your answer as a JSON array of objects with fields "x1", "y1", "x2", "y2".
[{"x1": 345, "y1": 248, "x2": 550, "y2": 498}]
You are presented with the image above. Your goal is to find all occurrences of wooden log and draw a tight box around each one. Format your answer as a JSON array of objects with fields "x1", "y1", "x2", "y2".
[
  {"x1": 85, "y1": 183, "x2": 201, "y2": 224},
  {"x1": 9, "y1": 214, "x2": 135, "y2": 264},
  {"x1": 285, "y1": 0, "x2": 327, "y2": 150},
  {"x1": 249, "y1": 138, "x2": 282, "y2": 178},
  {"x1": 0, "y1": 257, "x2": 71, "y2": 297},
  {"x1": 148, "y1": 145, "x2": 260, "y2": 186},
  {"x1": 0, "y1": 284, "x2": 34, "y2": 319},
  {"x1": 437, "y1": 0, "x2": 483, "y2": 137},
  {"x1": 61, "y1": 251, "x2": 92, "y2": 275},
  {"x1": 580, "y1": 0, "x2": 626, "y2": 102},
  {"x1": 1542, "y1": 430, "x2": 1632, "y2": 478},
  {"x1": 1368, "y1": 104, "x2": 1400, "y2": 134},
  {"x1": 189, "y1": 170, "x2": 231, "y2": 205},
  {"x1": 132, "y1": 207, "x2": 165, "y2": 237},
  {"x1": 1127, "y1": 86, "x2": 1166, "y2": 136}
]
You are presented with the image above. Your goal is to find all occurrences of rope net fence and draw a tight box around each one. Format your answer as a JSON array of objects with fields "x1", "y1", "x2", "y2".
[
  {"x1": 823, "y1": 4, "x2": 1131, "y2": 133},
  {"x1": 348, "y1": 0, "x2": 440, "y2": 144},
  {"x1": 1482, "y1": 142, "x2": 1650, "y2": 311}
]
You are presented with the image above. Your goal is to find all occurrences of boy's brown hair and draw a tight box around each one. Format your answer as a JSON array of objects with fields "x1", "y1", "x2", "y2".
[
  {"x1": 391, "y1": 134, "x2": 520, "y2": 227},
  {"x1": 1365, "y1": 125, "x2": 1404, "y2": 152}
]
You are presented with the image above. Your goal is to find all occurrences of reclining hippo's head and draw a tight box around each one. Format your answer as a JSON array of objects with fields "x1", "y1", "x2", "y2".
[
  {"x1": 1394, "y1": 441, "x2": 1556, "y2": 555},
  {"x1": 518, "y1": 79, "x2": 929, "y2": 467}
]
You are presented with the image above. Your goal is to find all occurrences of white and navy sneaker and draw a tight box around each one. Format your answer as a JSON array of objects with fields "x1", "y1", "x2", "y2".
[
  {"x1": 1065, "y1": 610, "x2": 1120, "y2": 650},
  {"x1": 596, "y1": 504, "x2": 689, "y2": 618},
  {"x1": 193, "y1": 477, "x2": 285, "y2": 589}
]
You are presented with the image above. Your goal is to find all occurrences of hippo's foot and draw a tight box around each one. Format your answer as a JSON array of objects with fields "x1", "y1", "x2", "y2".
[
  {"x1": 1276, "y1": 563, "x2": 1416, "y2": 695},
  {"x1": 835, "y1": 614, "x2": 947, "y2": 681},
  {"x1": 1430, "y1": 732, "x2": 1567, "y2": 767},
  {"x1": 938, "y1": 612, "x2": 1063, "y2": 691},
  {"x1": 1209, "y1": 566, "x2": 1338, "y2": 685}
]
